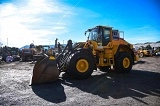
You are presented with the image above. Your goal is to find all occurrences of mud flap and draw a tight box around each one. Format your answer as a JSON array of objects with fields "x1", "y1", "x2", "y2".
[{"x1": 30, "y1": 54, "x2": 59, "y2": 85}]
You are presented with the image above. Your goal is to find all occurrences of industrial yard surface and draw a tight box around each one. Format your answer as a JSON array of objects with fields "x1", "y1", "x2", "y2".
[{"x1": 0, "y1": 56, "x2": 160, "y2": 106}]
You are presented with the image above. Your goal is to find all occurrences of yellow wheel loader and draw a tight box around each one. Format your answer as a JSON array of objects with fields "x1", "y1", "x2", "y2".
[
  {"x1": 137, "y1": 46, "x2": 152, "y2": 57},
  {"x1": 30, "y1": 25, "x2": 139, "y2": 85}
]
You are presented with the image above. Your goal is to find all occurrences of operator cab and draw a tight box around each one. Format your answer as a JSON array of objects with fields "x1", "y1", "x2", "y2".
[
  {"x1": 86, "y1": 26, "x2": 121, "y2": 46},
  {"x1": 86, "y1": 26, "x2": 113, "y2": 46}
]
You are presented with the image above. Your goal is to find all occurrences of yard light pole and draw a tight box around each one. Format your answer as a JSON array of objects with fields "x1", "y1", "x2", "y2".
[{"x1": 7, "y1": 38, "x2": 8, "y2": 46}]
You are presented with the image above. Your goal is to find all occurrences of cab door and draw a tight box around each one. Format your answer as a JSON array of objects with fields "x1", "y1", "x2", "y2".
[{"x1": 102, "y1": 27, "x2": 111, "y2": 46}]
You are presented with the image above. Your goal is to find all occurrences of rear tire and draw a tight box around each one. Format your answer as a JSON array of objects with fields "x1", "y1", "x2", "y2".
[
  {"x1": 56, "y1": 53, "x2": 69, "y2": 72},
  {"x1": 115, "y1": 52, "x2": 133, "y2": 73},
  {"x1": 67, "y1": 51, "x2": 94, "y2": 79}
]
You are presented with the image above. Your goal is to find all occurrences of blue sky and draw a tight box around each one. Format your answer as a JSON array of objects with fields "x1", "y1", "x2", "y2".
[{"x1": 0, "y1": 0, "x2": 160, "y2": 48}]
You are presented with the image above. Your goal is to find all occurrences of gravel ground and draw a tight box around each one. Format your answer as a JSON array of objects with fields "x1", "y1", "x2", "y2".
[{"x1": 0, "y1": 56, "x2": 160, "y2": 106}]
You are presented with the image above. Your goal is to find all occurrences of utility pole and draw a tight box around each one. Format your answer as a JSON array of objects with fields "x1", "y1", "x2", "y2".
[{"x1": 7, "y1": 38, "x2": 8, "y2": 46}]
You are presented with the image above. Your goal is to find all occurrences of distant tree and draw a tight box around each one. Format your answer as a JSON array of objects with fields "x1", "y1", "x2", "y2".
[{"x1": 156, "y1": 41, "x2": 160, "y2": 43}]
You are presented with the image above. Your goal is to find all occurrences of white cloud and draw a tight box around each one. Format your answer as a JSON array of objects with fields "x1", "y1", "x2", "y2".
[
  {"x1": 0, "y1": 3, "x2": 17, "y2": 17},
  {"x1": 0, "y1": 0, "x2": 103, "y2": 48},
  {"x1": 0, "y1": 0, "x2": 72, "y2": 47},
  {"x1": 52, "y1": 26, "x2": 66, "y2": 30}
]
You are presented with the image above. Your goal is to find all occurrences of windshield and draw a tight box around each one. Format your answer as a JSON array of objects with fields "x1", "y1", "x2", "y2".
[{"x1": 88, "y1": 28, "x2": 99, "y2": 41}]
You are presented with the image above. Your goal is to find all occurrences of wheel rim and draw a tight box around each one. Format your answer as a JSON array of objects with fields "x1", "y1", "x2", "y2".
[
  {"x1": 76, "y1": 59, "x2": 89, "y2": 73},
  {"x1": 123, "y1": 58, "x2": 130, "y2": 68},
  {"x1": 140, "y1": 53, "x2": 143, "y2": 57}
]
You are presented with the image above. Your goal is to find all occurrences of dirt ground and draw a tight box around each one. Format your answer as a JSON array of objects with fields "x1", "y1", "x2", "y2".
[{"x1": 0, "y1": 56, "x2": 160, "y2": 106}]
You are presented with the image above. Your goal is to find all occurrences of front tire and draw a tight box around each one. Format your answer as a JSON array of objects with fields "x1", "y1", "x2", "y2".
[
  {"x1": 115, "y1": 52, "x2": 133, "y2": 73},
  {"x1": 67, "y1": 51, "x2": 94, "y2": 79}
]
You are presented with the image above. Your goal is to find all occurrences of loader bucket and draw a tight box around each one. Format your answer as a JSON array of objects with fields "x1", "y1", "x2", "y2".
[{"x1": 30, "y1": 54, "x2": 59, "y2": 85}]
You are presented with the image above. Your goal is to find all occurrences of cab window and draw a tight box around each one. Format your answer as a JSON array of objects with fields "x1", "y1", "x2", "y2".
[
  {"x1": 102, "y1": 28, "x2": 110, "y2": 46},
  {"x1": 112, "y1": 31, "x2": 119, "y2": 40},
  {"x1": 103, "y1": 28, "x2": 110, "y2": 40}
]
